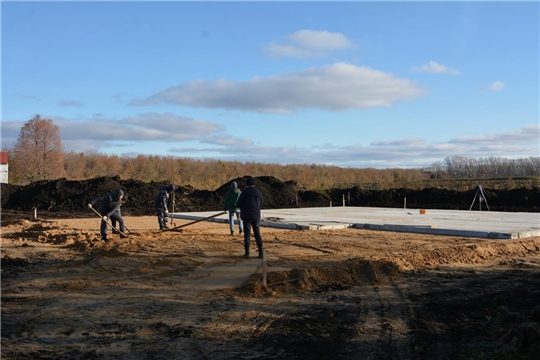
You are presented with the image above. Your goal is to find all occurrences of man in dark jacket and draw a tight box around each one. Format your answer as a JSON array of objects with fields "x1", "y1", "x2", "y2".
[
  {"x1": 154, "y1": 184, "x2": 176, "y2": 230},
  {"x1": 88, "y1": 189, "x2": 126, "y2": 241},
  {"x1": 224, "y1": 181, "x2": 244, "y2": 236},
  {"x1": 237, "y1": 177, "x2": 264, "y2": 259}
]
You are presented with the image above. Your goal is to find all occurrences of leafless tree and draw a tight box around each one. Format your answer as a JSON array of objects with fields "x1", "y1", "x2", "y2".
[{"x1": 11, "y1": 115, "x2": 65, "y2": 184}]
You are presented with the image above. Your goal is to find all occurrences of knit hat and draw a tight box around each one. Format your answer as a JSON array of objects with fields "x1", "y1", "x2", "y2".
[
  {"x1": 246, "y1": 177, "x2": 255, "y2": 186},
  {"x1": 230, "y1": 181, "x2": 238, "y2": 188}
]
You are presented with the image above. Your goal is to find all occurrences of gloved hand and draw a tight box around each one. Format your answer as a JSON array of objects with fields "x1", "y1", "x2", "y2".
[
  {"x1": 87, "y1": 204, "x2": 92, "y2": 209},
  {"x1": 164, "y1": 211, "x2": 169, "y2": 217},
  {"x1": 102, "y1": 216, "x2": 108, "y2": 221}
]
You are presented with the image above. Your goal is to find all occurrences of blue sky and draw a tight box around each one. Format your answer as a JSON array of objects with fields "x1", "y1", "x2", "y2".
[{"x1": 2, "y1": 1, "x2": 539, "y2": 169}]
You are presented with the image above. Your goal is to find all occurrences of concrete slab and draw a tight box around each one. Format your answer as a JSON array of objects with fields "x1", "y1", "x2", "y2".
[{"x1": 172, "y1": 207, "x2": 540, "y2": 240}]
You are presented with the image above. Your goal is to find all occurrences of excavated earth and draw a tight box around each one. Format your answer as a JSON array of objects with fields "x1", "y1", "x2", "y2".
[{"x1": 1, "y1": 176, "x2": 540, "y2": 359}]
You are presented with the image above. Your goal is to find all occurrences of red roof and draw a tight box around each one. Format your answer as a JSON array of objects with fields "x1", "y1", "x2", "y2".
[{"x1": 0, "y1": 152, "x2": 8, "y2": 164}]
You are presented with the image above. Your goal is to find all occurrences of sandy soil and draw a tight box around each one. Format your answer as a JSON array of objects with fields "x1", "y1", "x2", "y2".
[{"x1": 2, "y1": 215, "x2": 540, "y2": 360}]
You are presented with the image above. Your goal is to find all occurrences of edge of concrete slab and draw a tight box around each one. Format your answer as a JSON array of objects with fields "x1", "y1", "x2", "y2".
[{"x1": 171, "y1": 208, "x2": 540, "y2": 240}]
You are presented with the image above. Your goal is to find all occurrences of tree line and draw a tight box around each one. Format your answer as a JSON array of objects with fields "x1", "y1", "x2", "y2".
[
  {"x1": 431, "y1": 156, "x2": 540, "y2": 179},
  {"x1": 3, "y1": 115, "x2": 539, "y2": 190}
]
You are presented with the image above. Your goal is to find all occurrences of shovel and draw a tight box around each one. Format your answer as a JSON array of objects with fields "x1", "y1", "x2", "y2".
[
  {"x1": 165, "y1": 211, "x2": 227, "y2": 232},
  {"x1": 122, "y1": 224, "x2": 141, "y2": 236},
  {"x1": 89, "y1": 206, "x2": 129, "y2": 237}
]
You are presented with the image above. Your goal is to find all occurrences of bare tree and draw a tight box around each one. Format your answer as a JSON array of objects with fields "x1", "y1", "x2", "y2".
[{"x1": 12, "y1": 115, "x2": 65, "y2": 184}]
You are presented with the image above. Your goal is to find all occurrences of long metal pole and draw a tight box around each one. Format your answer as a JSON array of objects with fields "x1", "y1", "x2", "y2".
[{"x1": 166, "y1": 211, "x2": 227, "y2": 232}]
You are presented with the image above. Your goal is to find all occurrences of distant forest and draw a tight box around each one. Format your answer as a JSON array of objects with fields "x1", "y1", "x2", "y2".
[
  {"x1": 5, "y1": 115, "x2": 538, "y2": 191},
  {"x1": 8, "y1": 150, "x2": 540, "y2": 191}
]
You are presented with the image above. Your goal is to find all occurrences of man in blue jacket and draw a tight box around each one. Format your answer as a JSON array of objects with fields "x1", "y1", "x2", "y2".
[
  {"x1": 237, "y1": 177, "x2": 264, "y2": 259},
  {"x1": 88, "y1": 189, "x2": 126, "y2": 241}
]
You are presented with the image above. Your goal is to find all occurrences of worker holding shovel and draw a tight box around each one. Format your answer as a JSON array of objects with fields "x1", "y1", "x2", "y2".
[
  {"x1": 154, "y1": 184, "x2": 176, "y2": 230},
  {"x1": 88, "y1": 189, "x2": 127, "y2": 241}
]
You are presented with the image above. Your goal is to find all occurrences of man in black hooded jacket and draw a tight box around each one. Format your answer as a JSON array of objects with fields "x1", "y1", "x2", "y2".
[
  {"x1": 154, "y1": 184, "x2": 176, "y2": 230},
  {"x1": 237, "y1": 177, "x2": 264, "y2": 259},
  {"x1": 88, "y1": 189, "x2": 126, "y2": 241}
]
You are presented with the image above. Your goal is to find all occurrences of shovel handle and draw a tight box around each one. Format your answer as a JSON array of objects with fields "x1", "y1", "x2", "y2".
[{"x1": 89, "y1": 206, "x2": 128, "y2": 236}]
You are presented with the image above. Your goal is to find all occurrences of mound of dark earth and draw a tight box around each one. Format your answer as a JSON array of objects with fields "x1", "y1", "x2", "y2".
[
  {"x1": 1, "y1": 176, "x2": 538, "y2": 220},
  {"x1": 0, "y1": 176, "x2": 329, "y2": 218}
]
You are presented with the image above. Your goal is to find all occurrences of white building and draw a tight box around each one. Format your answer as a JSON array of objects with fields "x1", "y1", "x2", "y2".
[{"x1": 0, "y1": 152, "x2": 8, "y2": 183}]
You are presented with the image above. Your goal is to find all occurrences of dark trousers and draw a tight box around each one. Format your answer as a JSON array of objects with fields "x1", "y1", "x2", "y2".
[
  {"x1": 100, "y1": 211, "x2": 124, "y2": 237},
  {"x1": 242, "y1": 219, "x2": 263, "y2": 255},
  {"x1": 156, "y1": 207, "x2": 169, "y2": 229}
]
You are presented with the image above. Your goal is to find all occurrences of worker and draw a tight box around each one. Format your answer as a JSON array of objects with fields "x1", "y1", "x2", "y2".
[
  {"x1": 154, "y1": 184, "x2": 176, "y2": 230},
  {"x1": 224, "y1": 181, "x2": 244, "y2": 236},
  {"x1": 88, "y1": 189, "x2": 126, "y2": 241},
  {"x1": 237, "y1": 177, "x2": 264, "y2": 259}
]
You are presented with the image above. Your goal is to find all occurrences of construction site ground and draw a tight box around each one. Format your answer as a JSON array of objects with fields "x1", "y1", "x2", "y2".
[{"x1": 2, "y1": 214, "x2": 540, "y2": 360}]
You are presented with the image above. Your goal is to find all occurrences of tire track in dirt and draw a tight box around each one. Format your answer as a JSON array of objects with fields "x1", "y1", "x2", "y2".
[{"x1": 345, "y1": 282, "x2": 415, "y2": 360}]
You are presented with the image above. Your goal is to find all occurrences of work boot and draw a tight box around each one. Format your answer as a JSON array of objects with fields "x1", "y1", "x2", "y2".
[
  {"x1": 230, "y1": 231, "x2": 234, "y2": 236},
  {"x1": 120, "y1": 234, "x2": 128, "y2": 239},
  {"x1": 102, "y1": 236, "x2": 108, "y2": 242},
  {"x1": 242, "y1": 253, "x2": 250, "y2": 259}
]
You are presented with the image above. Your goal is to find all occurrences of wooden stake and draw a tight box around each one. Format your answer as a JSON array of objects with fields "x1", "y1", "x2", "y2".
[
  {"x1": 170, "y1": 193, "x2": 176, "y2": 228},
  {"x1": 262, "y1": 249, "x2": 267, "y2": 288}
]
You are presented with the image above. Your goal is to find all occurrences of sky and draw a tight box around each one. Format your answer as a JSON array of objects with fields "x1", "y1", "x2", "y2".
[{"x1": 1, "y1": 1, "x2": 539, "y2": 169}]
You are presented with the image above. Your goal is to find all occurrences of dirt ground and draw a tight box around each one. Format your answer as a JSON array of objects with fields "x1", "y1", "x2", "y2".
[{"x1": 2, "y1": 215, "x2": 540, "y2": 360}]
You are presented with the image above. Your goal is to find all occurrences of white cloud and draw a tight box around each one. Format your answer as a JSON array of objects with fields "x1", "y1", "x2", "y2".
[
  {"x1": 263, "y1": 43, "x2": 313, "y2": 59},
  {"x1": 287, "y1": 29, "x2": 354, "y2": 51},
  {"x1": 56, "y1": 113, "x2": 224, "y2": 142},
  {"x1": 58, "y1": 100, "x2": 83, "y2": 107},
  {"x1": 412, "y1": 61, "x2": 461, "y2": 75},
  {"x1": 2, "y1": 114, "x2": 536, "y2": 169},
  {"x1": 484, "y1": 81, "x2": 504, "y2": 91},
  {"x1": 0, "y1": 113, "x2": 225, "y2": 150},
  {"x1": 449, "y1": 124, "x2": 538, "y2": 145},
  {"x1": 167, "y1": 125, "x2": 539, "y2": 168},
  {"x1": 132, "y1": 63, "x2": 427, "y2": 113},
  {"x1": 264, "y1": 29, "x2": 354, "y2": 58}
]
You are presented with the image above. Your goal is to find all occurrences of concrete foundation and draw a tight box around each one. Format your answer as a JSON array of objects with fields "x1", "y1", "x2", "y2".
[{"x1": 172, "y1": 207, "x2": 540, "y2": 239}]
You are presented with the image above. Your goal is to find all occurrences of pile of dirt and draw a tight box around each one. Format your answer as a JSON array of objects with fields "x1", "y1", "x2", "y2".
[
  {"x1": 0, "y1": 176, "x2": 331, "y2": 218},
  {"x1": 1, "y1": 176, "x2": 538, "y2": 220},
  {"x1": 239, "y1": 258, "x2": 402, "y2": 297},
  {"x1": 329, "y1": 186, "x2": 540, "y2": 212}
]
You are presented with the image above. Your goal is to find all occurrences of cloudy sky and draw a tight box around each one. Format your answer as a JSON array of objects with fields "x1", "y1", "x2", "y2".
[{"x1": 2, "y1": 1, "x2": 539, "y2": 169}]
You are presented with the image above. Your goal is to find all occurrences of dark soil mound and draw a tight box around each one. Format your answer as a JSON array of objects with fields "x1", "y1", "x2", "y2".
[
  {"x1": 1, "y1": 176, "x2": 538, "y2": 220},
  {"x1": 1, "y1": 176, "x2": 333, "y2": 218},
  {"x1": 329, "y1": 186, "x2": 540, "y2": 212}
]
